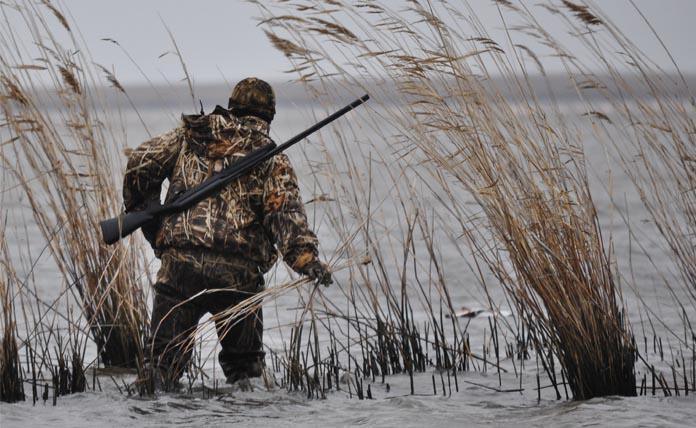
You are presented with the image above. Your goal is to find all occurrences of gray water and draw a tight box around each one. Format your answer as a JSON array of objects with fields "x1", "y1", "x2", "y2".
[{"x1": 1, "y1": 88, "x2": 694, "y2": 427}]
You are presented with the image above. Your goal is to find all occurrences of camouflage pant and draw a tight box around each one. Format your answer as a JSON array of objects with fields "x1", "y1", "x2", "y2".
[{"x1": 147, "y1": 248, "x2": 265, "y2": 386}]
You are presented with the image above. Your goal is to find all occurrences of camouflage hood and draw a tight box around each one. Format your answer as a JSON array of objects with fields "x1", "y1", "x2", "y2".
[{"x1": 182, "y1": 106, "x2": 271, "y2": 159}]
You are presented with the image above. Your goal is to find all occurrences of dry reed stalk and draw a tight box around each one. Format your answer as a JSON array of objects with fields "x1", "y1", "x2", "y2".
[
  {"x1": 2, "y1": 177, "x2": 92, "y2": 402},
  {"x1": 559, "y1": 2, "x2": 695, "y2": 306},
  {"x1": 499, "y1": 0, "x2": 694, "y2": 390},
  {"x1": 0, "y1": 0, "x2": 149, "y2": 369},
  {"x1": 0, "y1": 222, "x2": 25, "y2": 403},
  {"x1": 255, "y1": 0, "x2": 641, "y2": 399}
]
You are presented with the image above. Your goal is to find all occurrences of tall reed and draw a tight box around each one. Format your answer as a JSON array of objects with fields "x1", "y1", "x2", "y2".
[
  {"x1": 0, "y1": 0, "x2": 149, "y2": 368},
  {"x1": 547, "y1": 2, "x2": 695, "y2": 309},
  {"x1": 255, "y1": 0, "x2": 640, "y2": 399},
  {"x1": 0, "y1": 223, "x2": 25, "y2": 403}
]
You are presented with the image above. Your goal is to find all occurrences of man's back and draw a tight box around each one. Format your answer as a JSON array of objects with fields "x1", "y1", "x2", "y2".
[{"x1": 123, "y1": 108, "x2": 320, "y2": 274}]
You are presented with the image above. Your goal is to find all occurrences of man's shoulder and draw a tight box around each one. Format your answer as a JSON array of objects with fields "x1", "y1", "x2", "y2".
[{"x1": 266, "y1": 152, "x2": 296, "y2": 176}]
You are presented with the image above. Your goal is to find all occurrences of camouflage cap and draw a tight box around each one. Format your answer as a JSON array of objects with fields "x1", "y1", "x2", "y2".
[{"x1": 228, "y1": 77, "x2": 276, "y2": 123}]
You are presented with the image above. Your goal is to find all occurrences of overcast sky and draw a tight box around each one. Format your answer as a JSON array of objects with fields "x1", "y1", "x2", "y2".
[{"x1": 8, "y1": 1, "x2": 696, "y2": 85}]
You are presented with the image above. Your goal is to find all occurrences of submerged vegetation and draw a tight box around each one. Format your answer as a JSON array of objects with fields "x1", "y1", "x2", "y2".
[{"x1": 0, "y1": 0, "x2": 694, "y2": 411}]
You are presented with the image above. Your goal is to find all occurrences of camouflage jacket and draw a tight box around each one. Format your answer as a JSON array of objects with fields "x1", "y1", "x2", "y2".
[{"x1": 123, "y1": 107, "x2": 319, "y2": 274}]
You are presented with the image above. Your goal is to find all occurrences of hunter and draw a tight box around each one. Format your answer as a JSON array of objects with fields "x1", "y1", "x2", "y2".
[{"x1": 123, "y1": 77, "x2": 332, "y2": 390}]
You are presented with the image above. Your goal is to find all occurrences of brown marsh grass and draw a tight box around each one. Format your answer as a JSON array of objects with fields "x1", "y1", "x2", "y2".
[
  {"x1": 0, "y1": 0, "x2": 149, "y2": 370},
  {"x1": 551, "y1": 3, "x2": 695, "y2": 308},
  {"x1": 243, "y1": 1, "x2": 696, "y2": 399},
  {"x1": 0, "y1": 221, "x2": 25, "y2": 402}
]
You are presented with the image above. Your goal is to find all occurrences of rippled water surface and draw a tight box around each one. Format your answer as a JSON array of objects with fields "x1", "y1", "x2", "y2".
[{"x1": 3, "y1": 374, "x2": 695, "y2": 427}]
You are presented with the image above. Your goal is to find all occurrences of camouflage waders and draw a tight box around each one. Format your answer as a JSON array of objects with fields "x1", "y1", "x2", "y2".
[{"x1": 147, "y1": 249, "x2": 265, "y2": 389}]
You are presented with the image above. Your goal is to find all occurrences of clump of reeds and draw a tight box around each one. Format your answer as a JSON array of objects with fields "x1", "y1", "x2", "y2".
[
  {"x1": 0, "y1": 201, "x2": 92, "y2": 404},
  {"x1": 0, "y1": 0, "x2": 149, "y2": 368},
  {"x1": 487, "y1": 0, "x2": 694, "y2": 395},
  {"x1": 0, "y1": 319, "x2": 24, "y2": 403},
  {"x1": 255, "y1": 0, "x2": 642, "y2": 399},
  {"x1": 0, "y1": 227, "x2": 25, "y2": 403},
  {"x1": 558, "y1": 1, "x2": 694, "y2": 307}
]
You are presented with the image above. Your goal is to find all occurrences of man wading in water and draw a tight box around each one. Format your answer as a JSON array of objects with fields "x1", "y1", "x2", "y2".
[{"x1": 123, "y1": 78, "x2": 333, "y2": 391}]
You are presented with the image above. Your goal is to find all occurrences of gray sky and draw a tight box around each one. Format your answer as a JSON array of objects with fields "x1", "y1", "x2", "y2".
[{"x1": 10, "y1": 0, "x2": 696, "y2": 84}]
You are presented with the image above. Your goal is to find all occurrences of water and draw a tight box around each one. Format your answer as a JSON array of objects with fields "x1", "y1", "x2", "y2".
[
  {"x1": 2, "y1": 372, "x2": 695, "y2": 427},
  {"x1": 1, "y1": 87, "x2": 694, "y2": 427}
]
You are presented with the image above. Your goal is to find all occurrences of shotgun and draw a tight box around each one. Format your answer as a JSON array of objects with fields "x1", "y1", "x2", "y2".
[{"x1": 100, "y1": 93, "x2": 369, "y2": 245}]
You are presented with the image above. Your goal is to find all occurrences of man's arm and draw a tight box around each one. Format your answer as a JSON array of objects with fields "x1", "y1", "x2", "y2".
[
  {"x1": 262, "y1": 154, "x2": 332, "y2": 284},
  {"x1": 123, "y1": 129, "x2": 182, "y2": 244}
]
